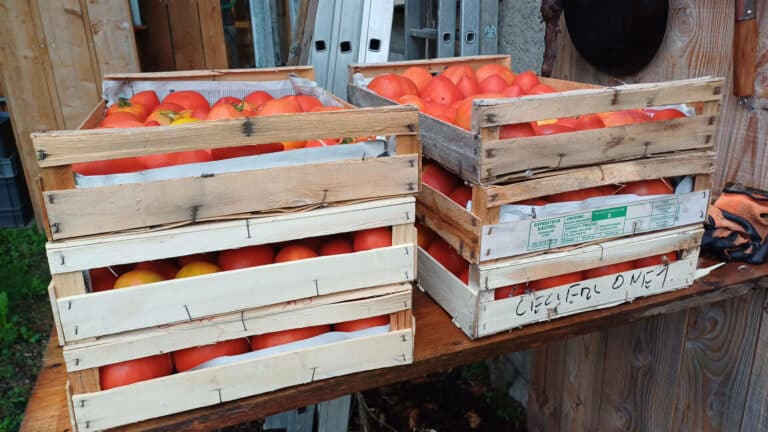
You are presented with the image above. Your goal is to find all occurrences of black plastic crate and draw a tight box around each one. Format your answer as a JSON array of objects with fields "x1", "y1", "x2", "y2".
[
  {"x1": 0, "y1": 152, "x2": 19, "y2": 178},
  {"x1": 0, "y1": 174, "x2": 32, "y2": 215},
  {"x1": 0, "y1": 112, "x2": 15, "y2": 157},
  {"x1": 0, "y1": 206, "x2": 31, "y2": 228}
]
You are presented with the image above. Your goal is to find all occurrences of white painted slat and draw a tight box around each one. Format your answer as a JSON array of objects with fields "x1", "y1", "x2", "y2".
[
  {"x1": 58, "y1": 245, "x2": 415, "y2": 341},
  {"x1": 71, "y1": 328, "x2": 414, "y2": 431},
  {"x1": 478, "y1": 227, "x2": 703, "y2": 289},
  {"x1": 477, "y1": 256, "x2": 698, "y2": 337},
  {"x1": 63, "y1": 285, "x2": 412, "y2": 371},
  {"x1": 417, "y1": 249, "x2": 477, "y2": 336},
  {"x1": 46, "y1": 197, "x2": 415, "y2": 274}
]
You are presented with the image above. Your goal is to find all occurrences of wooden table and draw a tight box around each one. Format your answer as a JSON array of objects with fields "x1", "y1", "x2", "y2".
[{"x1": 21, "y1": 260, "x2": 768, "y2": 432}]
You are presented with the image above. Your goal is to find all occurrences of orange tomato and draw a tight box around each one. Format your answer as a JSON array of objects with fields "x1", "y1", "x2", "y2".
[
  {"x1": 398, "y1": 76, "x2": 419, "y2": 96},
  {"x1": 422, "y1": 101, "x2": 457, "y2": 123},
  {"x1": 397, "y1": 95, "x2": 426, "y2": 111},
  {"x1": 257, "y1": 98, "x2": 302, "y2": 116},
  {"x1": 217, "y1": 245, "x2": 275, "y2": 270},
  {"x1": 426, "y1": 238, "x2": 466, "y2": 276},
  {"x1": 527, "y1": 84, "x2": 556, "y2": 95},
  {"x1": 456, "y1": 75, "x2": 481, "y2": 98},
  {"x1": 113, "y1": 269, "x2": 165, "y2": 289},
  {"x1": 135, "y1": 259, "x2": 179, "y2": 280},
  {"x1": 494, "y1": 284, "x2": 525, "y2": 300},
  {"x1": 500, "y1": 123, "x2": 535, "y2": 139},
  {"x1": 100, "y1": 354, "x2": 173, "y2": 389},
  {"x1": 89, "y1": 267, "x2": 118, "y2": 292},
  {"x1": 286, "y1": 95, "x2": 323, "y2": 112},
  {"x1": 475, "y1": 64, "x2": 515, "y2": 85},
  {"x1": 634, "y1": 252, "x2": 678, "y2": 268},
  {"x1": 72, "y1": 157, "x2": 144, "y2": 176},
  {"x1": 334, "y1": 315, "x2": 389, "y2": 332},
  {"x1": 368, "y1": 74, "x2": 404, "y2": 99},
  {"x1": 530, "y1": 271, "x2": 584, "y2": 290},
  {"x1": 616, "y1": 179, "x2": 673, "y2": 196},
  {"x1": 251, "y1": 325, "x2": 331, "y2": 350},
  {"x1": 144, "y1": 102, "x2": 185, "y2": 126},
  {"x1": 513, "y1": 70, "x2": 540, "y2": 94},
  {"x1": 319, "y1": 237, "x2": 354, "y2": 256},
  {"x1": 243, "y1": 91, "x2": 274, "y2": 108},
  {"x1": 175, "y1": 261, "x2": 221, "y2": 278},
  {"x1": 206, "y1": 103, "x2": 246, "y2": 120},
  {"x1": 99, "y1": 115, "x2": 145, "y2": 129},
  {"x1": 212, "y1": 96, "x2": 242, "y2": 108},
  {"x1": 584, "y1": 261, "x2": 635, "y2": 279},
  {"x1": 598, "y1": 110, "x2": 650, "y2": 127},
  {"x1": 173, "y1": 339, "x2": 250, "y2": 372},
  {"x1": 422, "y1": 163, "x2": 460, "y2": 195},
  {"x1": 577, "y1": 114, "x2": 605, "y2": 130},
  {"x1": 421, "y1": 76, "x2": 462, "y2": 105},
  {"x1": 309, "y1": 105, "x2": 345, "y2": 113},
  {"x1": 531, "y1": 123, "x2": 575, "y2": 136},
  {"x1": 441, "y1": 65, "x2": 476, "y2": 86},
  {"x1": 106, "y1": 99, "x2": 150, "y2": 121},
  {"x1": 401, "y1": 66, "x2": 433, "y2": 93},
  {"x1": 547, "y1": 186, "x2": 615, "y2": 202},
  {"x1": 177, "y1": 253, "x2": 217, "y2": 267},
  {"x1": 299, "y1": 237, "x2": 324, "y2": 251},
  {"x1": 130, "y1": 90, "x2": 160, "y2": 112},
  {"x1": 162, "y1": 91, "x2": 211, "y2": 114},
  {"x1": 448, "y1": 185, "x2": 472, "y2": 207},
  {"x1": 503, "y1": 85, "x2": 524, "y2": 98},
  {"x1": 644, "y1": 108, "x2": 686, "y2": 121},
  {"x1": 275, "y1": 244, "x2": 318, "y2": 262},
  {"x1": 479, "y1": 75, "x2": 509, "y2": 93},
  {"x1": 137, "y1": 150, "x2": 212, "y2": 169},
  {"x1": 417, "y1": 224, "x2": 436, "y2": 250},
  {"x1": 353, "y1": 227, "x2": 392, "y2": 252}
]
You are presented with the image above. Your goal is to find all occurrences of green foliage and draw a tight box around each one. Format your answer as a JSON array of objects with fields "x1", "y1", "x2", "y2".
[{"x1": 0, "y1": 228, "x2": 51, "y2": 432}]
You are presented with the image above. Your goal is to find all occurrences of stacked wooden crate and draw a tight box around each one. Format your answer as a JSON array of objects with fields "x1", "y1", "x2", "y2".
[
  {"x1": 34, "y1": 67, "x2": 419, "y2": 430},
  {"x1": 349, "y1": 55, "x2": 722, "y2": 339}
]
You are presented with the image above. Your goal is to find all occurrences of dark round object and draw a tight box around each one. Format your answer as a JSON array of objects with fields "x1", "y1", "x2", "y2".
[{"x1": 563, "y1": 0, "x2": 668, "y2": 76}]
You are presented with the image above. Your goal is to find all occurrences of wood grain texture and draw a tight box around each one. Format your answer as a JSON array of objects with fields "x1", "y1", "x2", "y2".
[
  {"x1": 741, "y1": 285, "x2": 768, "y2": 430},
  {"x1": 671, "y1": 289, "x2": 767, "y2": 431},
  {"x1": 196, "y1": 0, "x2": 228, "y2": 68},
  {"x1": 166, "y1": 0, "x2": 206, "y2": 71},
  {"x1": 528, "y1": 340, "x2": 567, "y2": 432},
  {"x1": 84, "y1": 0, "x2": 140, "y2": 78},
  {"x1": 20, "y1": 261, "x2": 768, "y2": 432},
  {"x1": 136, "y1": 0, "x2": 175, "y2": 71},
  {"x1": 560, "y1": 332, "x2": 606, "y2": 431}
]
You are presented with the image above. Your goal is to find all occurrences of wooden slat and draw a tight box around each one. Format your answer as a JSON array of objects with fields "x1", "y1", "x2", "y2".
[
  {"x1": 560, "y1": 332, "x2": 606, "y2": 431},
  {"x1": 83, "y1": 0, "x2": 140, "y2": 79},
  {"x1": 742, "y1": 286, "x2": 768, "y2": 430},
  {"x1": 417, "y1": 249, "x2": 478, "y2": 337},
  {"x1": 196, "y1": 0, "x2": 228, "y2": 68},
  {"x1": 483, "y1": 153, "x2": 715, "y2": 206},
  {"x1": 671, "y1": 290, "x2": 767, "y2": 430},
  {"x1": 480, "y1": 115, "x2": 717, "y2": 179},
  {"x1": 286, "y1": 0, "x2": 319, "y2": 66},
  {"x1": 44, "y1": 154, "x2": 417, "y2": 239},
  {"x1": 58, "y1": 245, "x2": 414, "y2": 341},
  {"x1": 416, "y1": 202, "x2": 481, "y2": 263},
  {"x1": 136, "y1": 0, "x2": 175, "y2": 71},
  {"x1": 348, "y1": 55, "x2": 511, "y2": 79},
  {"x1": 71, "y1": 328, "x2": 414, "y2": 431},
  {"x1": 473, "y1": 76, "x2": 723, "y2": 128},
  {"x1": 596, "y1": 311, "x2": 688, "y2": 431},
  {"x1": 105, "y1": 66, "x2": 316, "y2": 82},
  {"x1": 418, "y1": 184, "x2": 480, "y2": 237},
  {"x1": 528, "y1": 340, "x2": 567, "y2": 432},
  {"x1": 34, "y1": 106, "x2": 418, "y2": 166},
  {"x1": 63, "y1": 285, "x2": 412, "y2": 371},
  {"x1": 166, "y1": 0, "x2": 206, "y2": 70},
  {"x1": 47, "y1": 197, "x2": 415, "y2": 273}
]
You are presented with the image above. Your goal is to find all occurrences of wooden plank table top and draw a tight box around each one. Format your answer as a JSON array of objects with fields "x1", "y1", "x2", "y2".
[{"x1": 21, "y1": 259, "x2": 768, "y2": 432}]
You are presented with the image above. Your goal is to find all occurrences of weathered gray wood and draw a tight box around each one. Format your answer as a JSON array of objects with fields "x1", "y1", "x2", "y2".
[
  {"x1": 528, "y1": 340, "x2": 567, "y2": 432},
  {"x1": 264, "y1": 405, "x2": 316, "y2": 431},
  {"x1": 560, "y1": 332, "x2": 606, "y2": 431},
  {"x1": 317, "y1": 395, "x2": 351, "y2": 432},
  {"x1": 742, "y1": 284, "x2": 768, "y2": 431}
]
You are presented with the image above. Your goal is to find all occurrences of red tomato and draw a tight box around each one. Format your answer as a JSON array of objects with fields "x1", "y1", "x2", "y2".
[
  {"x1": 616, "y1": 179, "x2": 673, "y2": 196},
  {"x1": 500, "y1": 123, "x2": 535, "y2": 139},
  {"x1": 645, "y1": 108, "x2": 686, "y2": 121},
  {"x1": 577, "y1": 114, "x2": 606, "y2": 130},
  {"x1": 427, "y1": 239, "x2": 466, "y2": 276},
  {"x1": 251, "y1": 325, "x2": 331, "y2": 350},
  {"x1": 513, "y1": 70, "x2": 540, "y2": 94},
  {"x1": 527, "y1": 84, "x2": 556, "y2": 95},
  {"x1": 286, "y1": 95, "x2": 323, "y2": 112},
  {"x1": 422, "y1": 163, "x2": 460, "y2": 195},
  {"x1": 494, "y1": 284, "x2": 525, "y2": 300},
  {"x1": 211, "y1": 143, "x2": 284, "y2": 160},
  {"x1": 479, "y1": 75, "x2": 509, "y2": 93},
  {"x1": 162, "y1": 90, "x2": 211, "y2": 114},
  {"x1": 584, "y1": 261, "x2": 635, "y2": 279},
  {"x1": 89, "y1": 267, "x2": 118, "y2": 292},
  {"x1": 421, "y1": 76, "x2": 463, "y2": 105},
  {"x1": 353, "y1": 227, "x2": 392, "y2": 252},
  {"x1": 417, "y1": 224, "x2": 436, "y2": 250},
  {"x1": 217, "y1": 245, "x2": 275, "y2": 270},
  {"x1": 599, "y1": 110, "x2": 650, "y2": 127},
  {"x1": 137, "y1": 150, "x2": 212, "y2": 169},
  {"x1": 530, "y1": 271, "x2": 584, "y2": 290},
  {"x1": 298, "y1": 237, "x2": 324, "y2": 252},
  {"x1": 106, "y1": 100, "x2": 150, "y2": 121},
  {"x1": 212, "y1": 96, "x2": 242, "y2": 108},
  {"x1": 456, "y1": 75, "x2": 481, "y2": 98},
  {"x1": 113, "y1": 269, "x2": 165, "y2": 289},
  {"x1": 173, "y1": 339, "x2": 250, "y2": 372},
  {"x1": 319, "y1": 237, "x2": 354, "y2": 256},
  {"x1": 130, "y1": 90, "x2": 160, "y2": 112},
  {"x1": 502, "y1": 85, "x2": 524, "y2": 98},
  {"x1": 135, "y1": 259, "x2": 179, "y2": 280},
  {"x1": 556, "y1": 117, "x2": 581, "y2": 130},
  {"x1": 99, "y1": 354, "x2": 173, "y2": 389},
  {"x1": 634, "y1": 252, "x2": 678, "y2": 268},
  {"x1": 243, "y1": 91, "x2": 274, "y2": 108},
  {"x1": 532, "y1": 123, "x2": 575, "y2": 136},
  {"x1": 448, "y1": 186, "x2": 472, "y2": 207},
  {"x1": 514, "y1": 198, "x2": 549, "y2": 206},
  {"x1": 275, "y1": 244, "x2": 318, "y2": 262},
  {"x1": 458, "y1": 266, "x2": 470, "y2": 284},
  {"x1": 334, "y1": 315, "x2": 390, "y2": 332},
  {"x1": 72, "y1": 157, "x2": 145, "y2": 176},
  {"x1": 177, "y1": 253, "x2": 218, "y2": 267},
  {"x1": 475, "y1": 64, "x2": 515, "y2": 85},
  {"x1": 546, "y1": 185, "x2": 615, "y2": 202}
]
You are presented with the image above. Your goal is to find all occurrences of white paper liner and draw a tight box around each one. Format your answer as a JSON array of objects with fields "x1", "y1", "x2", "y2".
[
  {"x1": 189, "y1": 324, "x2": 391, "y2": 371},
  {"x1": 465, "y1": 175, "x2": 694, "y2": 224},
  {"x1": 74, "y1": 139, "x2": 392, "y2": 188}
]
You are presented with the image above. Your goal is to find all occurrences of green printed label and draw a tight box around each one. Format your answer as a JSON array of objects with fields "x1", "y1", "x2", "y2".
[{"x1": 591, "y1": 206, "x2": 627, "y2": 221}]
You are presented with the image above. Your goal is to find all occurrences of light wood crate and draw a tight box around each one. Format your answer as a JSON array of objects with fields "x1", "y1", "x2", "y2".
[
  {"x1": 32, "y1": 67, "x2": 420, "y2": 240},
  {"x1": 348, "y1": 55, "x2": 723, "y2": 185},
  {"x1": 418, "y1": 153, "x2": 714, "y2": 263},
  {"x1": 417, "y1": 226, "x2": 702, "y2": 339},
  {"x1": 64, "y1": 283, "x2": 414, "y2": 431}
]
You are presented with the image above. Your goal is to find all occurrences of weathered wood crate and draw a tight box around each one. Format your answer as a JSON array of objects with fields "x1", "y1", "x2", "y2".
[
  {"x1": 47, "y1": 197, "x2": 416, "y2": 431},
  {"x1": 418, "y1": 153, "x2": 714, "y2": 263},
  {"x1": 417, "y1": 226, "x2": 702, "y2": 339},
  {"x1": 348, "y1": 55, "x2": 723, "y2": 185},
  {"x1": 32, "y1": 67, "x2": 420, "y2": 240},
  {"x1": 64, "y1": 284, "x2": 413, "y2": 431}
]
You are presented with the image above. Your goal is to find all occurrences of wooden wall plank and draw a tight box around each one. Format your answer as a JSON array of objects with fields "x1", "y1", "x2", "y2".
[
  {"x1": 559, "y1": 332, "x2": 606, "y2": 431},
  {"x1": 166, "y1": 0, "x2": 207, "y2": 70},
  {"x1": 527, "y1": 340, "x2": 566, "y2": 432},
  {"x1": 671, "y1": 290, "x2": 767, "y2": 431},
  {"x1": 84, "y1": 0, "x2": 141, "y2": 78},
  {"x1": 197, "y1": 0, "x2": 228, "y2": 68},
  {"x1": 741, "y1": 286, "x2": 768, "y2": 430},
  {"x1": 597, "y1": 311, "x2": 689, "y2": 431},
  {"x1": 136, "y1": 0, "x2": 175, "y2": 71}
]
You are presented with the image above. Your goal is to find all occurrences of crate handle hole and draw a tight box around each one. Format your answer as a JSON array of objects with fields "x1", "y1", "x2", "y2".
[
  {"x1": 340, "y1": 41, "x2": 352, "y2": 53},
  {"x1": 314, "y1": 40, "x2": 327, "y2": 52},
  {"x1": 465, "y1": 32, "x2": 476, "y2": 44},
  {"x1": 368, "y1": 38, "x2": 381, "y2": 52}
]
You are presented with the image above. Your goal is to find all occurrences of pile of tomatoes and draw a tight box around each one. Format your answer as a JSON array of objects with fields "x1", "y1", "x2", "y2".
[
  {"x1": 366, "y1": 64, "x2": 686, "y2": 135},
  {"x1": 76, "y1": 90, "x2": 350, "y2": 176},
  {"x1": 96, "y1": 227, "x2": 393, "y2": 389},
  {"x1": 418, "y1": 224, "x2": 678, "y2": 301}
]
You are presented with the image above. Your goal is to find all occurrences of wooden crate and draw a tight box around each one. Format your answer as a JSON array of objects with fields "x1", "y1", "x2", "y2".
[
  {"x1": 417, "y1": 226, "x2": 702, "y2": 339},
  {"x1": 64, "y1": 283, "x2": 414, "y2": 431},
  {"x1": 47, "y1": 197, "x2": 416, "y2": 347},
  {"x1": 32, "y1": 67, "x2": 420, "y2": 240},
  {"x1": 348, "y1": 55, "x2": 723, "y2": 185},
  {"x1": 418, "y1": 153, "x2": 714, "y2": 263}
]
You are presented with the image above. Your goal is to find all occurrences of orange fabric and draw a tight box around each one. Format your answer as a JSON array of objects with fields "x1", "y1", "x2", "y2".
[{"x1": 703, "y1": 183, "x2": 768, "y2": 263}]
